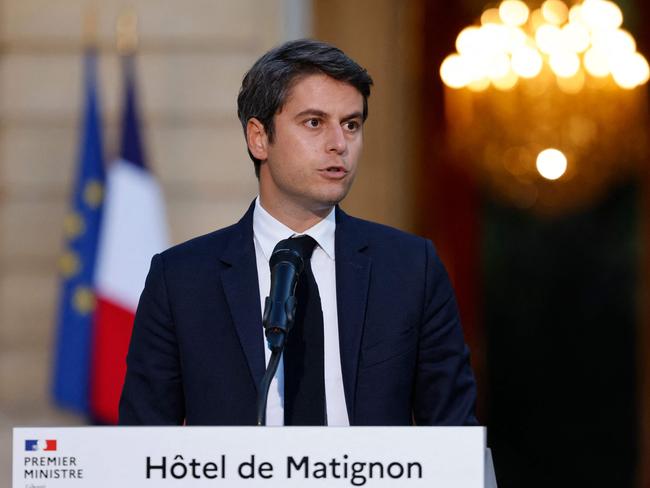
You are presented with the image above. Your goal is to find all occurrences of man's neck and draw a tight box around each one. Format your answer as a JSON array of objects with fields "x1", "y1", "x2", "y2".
[{"x1": 258, "y1": 195, "x2": 333, "y2": 233}]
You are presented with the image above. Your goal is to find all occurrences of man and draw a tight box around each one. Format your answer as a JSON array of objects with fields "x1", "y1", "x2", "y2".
[{"x1": 119, "y1": 39, "x2": 477, "y2": 426}]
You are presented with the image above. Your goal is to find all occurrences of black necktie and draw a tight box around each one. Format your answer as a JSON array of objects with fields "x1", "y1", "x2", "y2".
[{"x1": 283, "y1": 235, "x2": 327, "y2": 425}]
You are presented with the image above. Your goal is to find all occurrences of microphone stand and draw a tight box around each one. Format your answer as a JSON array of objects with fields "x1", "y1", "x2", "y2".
[
  {"x1": 256, "y1": 295, "x2": 297, "y2": 426},
  {"x1": 256, "y1": 349, "x2": 282, "y2": 426}
]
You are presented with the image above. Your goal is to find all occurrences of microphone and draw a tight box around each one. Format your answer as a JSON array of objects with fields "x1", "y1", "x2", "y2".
[
  {"x1": 258, "y1": 236, "x2": 311, "y2": 425},
  {"x1": 262, "y1": 238, "x2": 306, "y2": 353}
]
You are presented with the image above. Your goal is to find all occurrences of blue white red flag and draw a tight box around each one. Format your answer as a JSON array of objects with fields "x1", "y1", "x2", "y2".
[
  {"x1": 25, "y1": 440, "x2": 57, "y2": 452},
  {"x1": 90, "y1": 54, "x2": 169, "y2": 424}
]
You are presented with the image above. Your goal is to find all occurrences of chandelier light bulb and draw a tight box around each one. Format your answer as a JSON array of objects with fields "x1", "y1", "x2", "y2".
[
  {"x1": 561, "y1": 22, "x2": 590, "y2": 53},
  {"x1": 549, "y1": 51, "x2": 581, "y2": 78},
  {"x1": 504, "y1": 25, "x2": 527, "y2": 53},
  {"x1": 542, "y1": 0, "x2": 569, "y2": 25},
  {"x1": 481, "y1": 8, "x2": 501, "y2": 25},
  {"x1": 499, "y1": 0, "x2": 530, "y2": 27},
  {"x1": 536, "y1": 24, "x2": 563, "y2": 54},
  {"x1": 592, "y1": 29, "x2": 636, "y2": 58},
  {"x1": 479, "y1": 24, "x2": 510, "y2": 53},
  {"x1": 530, "y1": 9, "x2": 546, "y2": 31},
  {"x1": 568, "y1": 5, "x2": 584, "y2": 25},
  {"x1": 583, "y1": 47, "x2": 610, "y2": 77},
  {"x1": 611, "y1": 52, "x2": 650, "y2": 89},
  {"x1": 511, "y1": 46, "x2": 544, "y2": 78},
  {"x1": 580, "y1": 0, "x2": 623, "y2": 31},
  {"x1": 488, "y1": 53, "x2": 512, "y2": 80},
  {"x1": 440, "y1": 54, "x2": 471, "y2": 89},
  {"x1": 536, "y1": 149, "x2": 568, "y2": 180},
  {"x1": 456, "y1": 26, "x2": 482, "y2": 55}
]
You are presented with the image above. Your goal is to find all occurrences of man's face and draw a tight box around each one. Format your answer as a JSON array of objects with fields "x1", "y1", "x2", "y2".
[{"x1": 254, "y1": 74, "x2": 364, "y2": 217}]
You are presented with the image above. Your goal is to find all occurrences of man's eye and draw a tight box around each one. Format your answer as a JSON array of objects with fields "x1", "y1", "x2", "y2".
[
  {"x1": 306, "y1": 118, "x2": 320, "y2": 128},
  {"x1": 344, "y1": 121, "x2": 360, "y2": 131}
]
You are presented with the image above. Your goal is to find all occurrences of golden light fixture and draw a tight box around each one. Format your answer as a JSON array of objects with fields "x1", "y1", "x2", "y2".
[
  {"x1": 536, "y1": 148, "x2": 568, "y2": 180},
  {"x1": 440, "y1": 0, "x2": 649, "y2": 213}
]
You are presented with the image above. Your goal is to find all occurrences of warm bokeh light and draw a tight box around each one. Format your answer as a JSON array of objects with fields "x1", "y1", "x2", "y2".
[
  {"x1": 440, "y1": 54, "x2": 471, "y2": 89},
  {"x1": 504, "y1": 25, "x2": 527, "y2": 52},
  {"x1": 456, "y1": 26, "x2": 482, "y2": 55},
  {"x1": 557, "y1": 69, "x2": 585, "y2": 93},
  {"x1": 549, "y1": 51, "x2": 580, "y2": 78},
  {"x1": 568, "y1": 4, "x2": 583, "y2": 24},
  {"x1": 536, "y1": 24, "x2": 563, "y2": 54},
  {"x1": 479, "y1": 24, "x2": 509, "y2": 53},
  {"x1": 468, "y1": 77, "x2": 491, "y2": 92},
  {"x1": 529, "y1": 9, "x2": 546, "y2": 31},
  {"x1": 583, "y1": 47, "x2": 610, "y2": 77},
  {"x1": 592, "y1": 29, "x2": 636, "y2": 57},
  {"x1": 499, "y1": 0, "x2": 530, "y2": 26},
  {"x1": 481, "y1": 8, "x2": 501, "y2": 25},
  {"x1": 611, "y1": 52, "x2": 650, "y2": 89},
  {"x1": 512, "y1": 46, "x2": 543, "y2": 78},
  {"x1": 440, "y1": 0, "x2": 649, "y2": 92},
  {"x1": 441, "y1": 0, "x2": 649, "y2": 211},
  {"x1": 488, "y1": 53, "x2": 512, "y2": 80},
  {"x1": 536, "y1": 149, "x2": 568, "y2": 180},
  {"x1": 561, "y1": 23, "x2": 590, "y2": 53},
  {"x1": 493, "y1": 69, "x2": 519, "y2": 90},
  {"x1": 542, "y1": 0, "x2": 569, "y2": 25},
  {"x1": 579, "y1": 0, "x2": 623, "y2": 31}
]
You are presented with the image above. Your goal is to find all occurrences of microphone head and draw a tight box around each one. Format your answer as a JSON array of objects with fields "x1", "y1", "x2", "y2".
[{"x1": 269, "y1": 238, "x2": 305, "y2": 273}]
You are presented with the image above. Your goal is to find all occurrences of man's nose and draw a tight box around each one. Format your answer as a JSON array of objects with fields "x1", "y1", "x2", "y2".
[{"x1": 326, "y1": 124, "x2": 347, "y2": 154}]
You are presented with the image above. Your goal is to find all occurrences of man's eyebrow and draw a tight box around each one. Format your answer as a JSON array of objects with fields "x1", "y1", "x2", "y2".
[
  {"x1": 341, "y1": 111, "x2": 363, "y2": 122},
  {"x1": 294, "y1": 109, "x2": 363, "y2": 121},
  {"x1": 294, "y1": 109, "x2": 328, "y2": 119}
]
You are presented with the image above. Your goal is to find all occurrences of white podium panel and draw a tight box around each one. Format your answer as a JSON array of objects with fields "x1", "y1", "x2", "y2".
[{"x1": 14, "y1": 426, "x2": 490, "y2": 487}]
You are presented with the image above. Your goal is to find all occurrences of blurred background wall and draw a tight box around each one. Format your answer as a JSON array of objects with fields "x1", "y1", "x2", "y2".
[
  {"x1": 1, "y1": 0, "x2": 648, "y2": 487},
  {"x1": 0, "y1": 0, "x2": 306, "y2": 482}
]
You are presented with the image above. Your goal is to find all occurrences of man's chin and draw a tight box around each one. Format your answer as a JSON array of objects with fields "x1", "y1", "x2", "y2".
[
  {"x1": 319, "y1": 190, "x2": 350, "y2": 208},
  {"x1": 321, "y1": 182, "x2": 354, "y2": 206}
]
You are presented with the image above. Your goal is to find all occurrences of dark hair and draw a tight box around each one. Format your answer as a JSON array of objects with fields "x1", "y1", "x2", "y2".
[{"x1": 237, "y1": 38, "x2": 373, "y2": 177}]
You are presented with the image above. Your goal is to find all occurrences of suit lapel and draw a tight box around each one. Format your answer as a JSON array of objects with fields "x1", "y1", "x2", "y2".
[
  {"x1": 335, "y1": 208, "x2": 371, "y2": 423},
  {"x1": 220, "y1": 202, "x2": 266, "y2": 393}
]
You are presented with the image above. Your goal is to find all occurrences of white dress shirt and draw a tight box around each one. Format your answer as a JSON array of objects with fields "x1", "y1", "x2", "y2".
[{"x1": 253, "y1": 197, "x2": 349, "y2": 426}]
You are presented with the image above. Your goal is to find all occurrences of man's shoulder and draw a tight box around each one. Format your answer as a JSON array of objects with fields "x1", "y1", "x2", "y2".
[
  {"x1": 157, "y1": 200, "x2": 255, "y2": 268},
  {"x1": 158, "y1": 220, "x2": 245, "y2": 268}
]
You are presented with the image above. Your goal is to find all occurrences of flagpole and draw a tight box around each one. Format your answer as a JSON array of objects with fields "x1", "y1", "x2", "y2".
[
  {"x1": 83, "y1": 7, "x2": 99, "y2": 48},
  {"x1": 116, "y1": 9, "x2": 138, "y2": 55}
]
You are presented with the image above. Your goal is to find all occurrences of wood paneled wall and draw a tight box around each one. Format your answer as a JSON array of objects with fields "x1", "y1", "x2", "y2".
[{"x1": 313, "y1": 0, "x2": 422, "y2": 233}]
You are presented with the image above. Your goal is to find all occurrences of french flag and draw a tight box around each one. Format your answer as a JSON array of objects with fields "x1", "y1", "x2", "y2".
[
  {"x1": 89, "y1": 54, "x2": 169, "y2": 424},
  {"x1": 25, "y1": 440, "x2": 57, "y2": 451}
]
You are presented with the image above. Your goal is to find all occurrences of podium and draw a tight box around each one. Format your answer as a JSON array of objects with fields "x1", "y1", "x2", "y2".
[{"x1": 13, "y1": 426, "x2": 497, "y2": 487}]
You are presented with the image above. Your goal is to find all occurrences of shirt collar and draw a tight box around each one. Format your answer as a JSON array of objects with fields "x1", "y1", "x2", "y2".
[{"x1": 253, "y1": 196, "x2": 336, "y2": 261}]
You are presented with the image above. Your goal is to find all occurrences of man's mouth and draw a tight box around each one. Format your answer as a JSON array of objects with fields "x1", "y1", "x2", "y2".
[
  {"x1": 318, "y1": 166, "x2": 349, "y2": 180},
  {"x1": 321, "y1": 166, "x2": 347, "y2": 174}
]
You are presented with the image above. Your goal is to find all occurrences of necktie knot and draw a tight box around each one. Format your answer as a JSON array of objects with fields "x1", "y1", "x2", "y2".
[{"x1": 289, "y1": 235, "x2": 318, "y2": 260}]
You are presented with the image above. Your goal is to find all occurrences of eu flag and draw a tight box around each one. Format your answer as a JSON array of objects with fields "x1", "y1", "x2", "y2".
[{"x1": 52, "y1": 49, "x2": 105, "y2": 414}]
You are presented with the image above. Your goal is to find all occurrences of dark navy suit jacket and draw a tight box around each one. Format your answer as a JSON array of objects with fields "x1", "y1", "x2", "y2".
[{"x1": 119, "y1": 203, "x2": 477, "y2": 425}]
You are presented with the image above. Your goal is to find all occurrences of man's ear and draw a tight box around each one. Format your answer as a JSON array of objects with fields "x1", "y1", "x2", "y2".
[{"x1": 246, "y1": 118, "x2": 269, "y2": 161}]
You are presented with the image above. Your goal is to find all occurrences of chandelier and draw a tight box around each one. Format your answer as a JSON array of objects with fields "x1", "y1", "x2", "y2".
[{"x1": 440, "y1": 0, "x2": 649, "y2": 213}]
